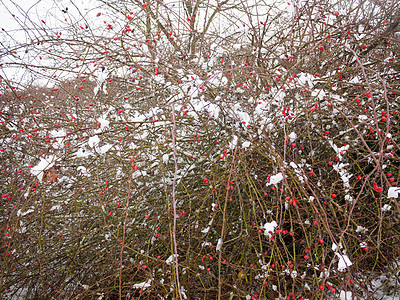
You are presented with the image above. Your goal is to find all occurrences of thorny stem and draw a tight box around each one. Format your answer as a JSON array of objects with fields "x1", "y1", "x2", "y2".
[
  {"x1": 217, "y1": 137, "x2": 240, "y2": 300},
  {"x1": 119, "y1": 166, "x2": 134, "y2": 300},
  {"x1": 279, "y1": 117, "x2": 288, "y2": 227},
  {"x1": 171, "y1": 104, "x2": 183, "y2": 300}
]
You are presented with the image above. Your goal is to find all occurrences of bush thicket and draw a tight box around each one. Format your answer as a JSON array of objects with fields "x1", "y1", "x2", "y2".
[{"x1": 1, "y1": 0, "x2": 399, "y2": 299}]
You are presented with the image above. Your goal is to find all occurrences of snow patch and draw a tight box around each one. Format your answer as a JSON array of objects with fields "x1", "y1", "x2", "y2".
[
  {"x1": 30, "y1": 155, "x2": 59, "y2": 181},
  {"x1": 266, "y1": 173, "x2": 283, "y2": 186},
  {"x1": 162, "y1": 154, "x2": 169, "y2": 164},
  {"x1": 77, "y1": 166, "x2": 91, "y2": 177},
  {"x1": 17, "y1": 209, "x2": 34, "y2": 217},
  {"x1": 339, "y1": 291, "x2": 353, "y2": 300},
  {"x1": 388, "y1": 187, "x2": 399, "y2": 198},
  {"x1": 216, "y1": 238, "x2": 222, "y2": 251},
  {"x1": 229, "y1": 135, "x2": 238, "y2": 149},
  {"x1": 332, "y1": 243, "x2": 353, "y2": 272},
  {"x1": 264, "y1": 221, "x2": 278, "y2": 238},
  {"x1": 242, "y1": 141, "x2": 250, "y2": 148},
  {"x1": 288, "y1": 132, "x2": 297, "y2": 142},
  {"x1": 132, "y1": 279, "x2": 152, "y2": 290},
  {"x1": 382, "y1": 204, "x2": 392, "y2": 212},
  {"x1": 88, "y1": 135, "x2": 100, "y2": 148},
  {"x1": 201, "y1": 227, "x2": 210, "y2": 233},
  {"x1": 95, "y1": 116, "x2": 110, "y2": 133},
  {"x1": 166, "y1": 254, "x2": 178, "y2": 265},
  {"x1": 358, "y1": 115, "x2": 368, "y2": 122}
]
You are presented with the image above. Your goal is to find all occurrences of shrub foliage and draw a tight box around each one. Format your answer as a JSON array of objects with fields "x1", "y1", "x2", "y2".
[{"x1": 1, "y1": 0, "x2": 399, "y2": 299}]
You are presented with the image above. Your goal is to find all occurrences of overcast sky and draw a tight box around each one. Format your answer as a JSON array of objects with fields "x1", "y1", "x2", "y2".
[{"x1": 0, "y1": 0, "x2": 100, "y2": 84}]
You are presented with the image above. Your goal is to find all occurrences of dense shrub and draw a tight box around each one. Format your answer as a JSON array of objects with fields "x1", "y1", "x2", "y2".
[{"x1": 1, "y1": 0, "x2": 399, "y2": 299}]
